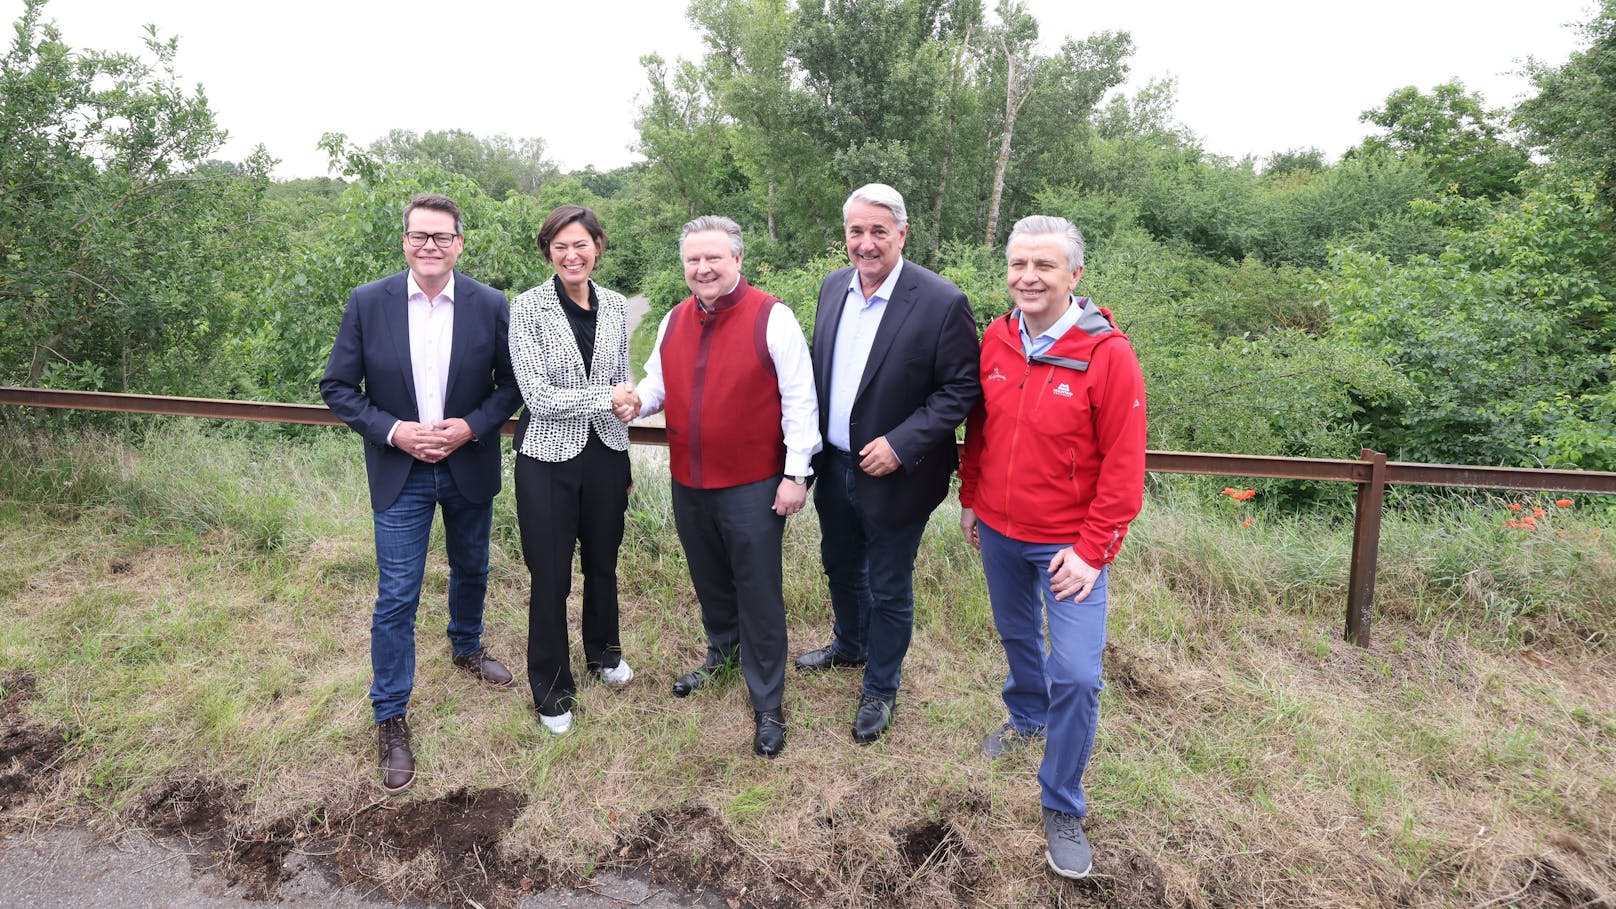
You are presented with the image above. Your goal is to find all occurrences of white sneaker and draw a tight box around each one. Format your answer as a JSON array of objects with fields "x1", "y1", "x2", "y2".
[
  {"x1": 597, "y1": 660, "x2": 635, "y2": 689},
  {"x1": 538, "y1": 710, "x2": 573, "y2": 735}
]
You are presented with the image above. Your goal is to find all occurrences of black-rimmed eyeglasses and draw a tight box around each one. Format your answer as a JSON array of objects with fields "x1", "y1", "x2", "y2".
[{"x1": 405, "y1": 231, "x2": 460, "y2": 248}]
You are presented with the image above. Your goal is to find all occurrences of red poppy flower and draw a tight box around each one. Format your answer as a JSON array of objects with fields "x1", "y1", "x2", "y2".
[
  {"x1": 1241, "y1": 517, "x2": 1254, "y2": 527},
  {"x1": 1555, "y1": 499, "x2": 1573, "y2": 507},
  {"x1": 1532, "y1": 507, "x2": 1546, "y2": 518},
  {"x1": 1507, "y1": 503, "x2": 1523, "y2": 511}
]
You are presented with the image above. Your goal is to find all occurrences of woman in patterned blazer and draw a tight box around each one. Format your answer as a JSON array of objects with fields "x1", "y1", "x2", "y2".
[{"x1": 509, "y1": 205, "x2": 638, "y2": 735}]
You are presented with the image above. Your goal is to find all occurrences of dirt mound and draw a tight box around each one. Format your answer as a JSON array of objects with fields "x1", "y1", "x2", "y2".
[
  {"x1": 0, "y1": 670, "x2": 67, "y2": 808},
  {"x1": 133, "y1": 777, "x2": 244, "y2": 837},
  {"x1": 317, "y1": 786, "x2": 530, "y2": 907},
  {"x1": 618, "y1": 805, "x2": 822, "y2": 908}
]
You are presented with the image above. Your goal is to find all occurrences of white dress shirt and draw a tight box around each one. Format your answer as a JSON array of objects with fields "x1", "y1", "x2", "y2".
[
  {"x1": 386, "y1": 271, "x2": 456, "y2": 446},
  {"x1": 826, "y1": 260, "x2": 903, "y2": 454}
]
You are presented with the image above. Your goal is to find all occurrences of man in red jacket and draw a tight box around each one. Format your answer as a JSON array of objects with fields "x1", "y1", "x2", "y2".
[{"x1": 958, "y1": 215, "x2": 1146, "y2": 879}]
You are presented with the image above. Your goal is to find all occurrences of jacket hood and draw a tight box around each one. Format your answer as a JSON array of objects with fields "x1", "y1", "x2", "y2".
[{"x1": 991, "y1": 297, "x2": 1123, "y2": 371}]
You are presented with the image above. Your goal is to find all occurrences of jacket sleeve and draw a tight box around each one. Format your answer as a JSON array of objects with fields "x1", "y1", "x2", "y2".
[
  {"x1": 884, "y1": 289, "x2": 982, "y2": 465},
  {"x1": 462, "y1": 292, "x2": 523, "y2": 441},
  {"x1": 320, "y1": 290, "x2": 398, "y2": 447},
  {"x1": 1074, "y1": 336, "x2": 1147, "y2": 568},
  {"x1": 957, "y1": 400, "x2": 986, "y2": 509}
]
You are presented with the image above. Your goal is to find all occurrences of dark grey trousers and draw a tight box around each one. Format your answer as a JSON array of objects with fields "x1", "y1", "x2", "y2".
[{"x1": 670, "y1": 475, "x2": 787, "y2": 712}]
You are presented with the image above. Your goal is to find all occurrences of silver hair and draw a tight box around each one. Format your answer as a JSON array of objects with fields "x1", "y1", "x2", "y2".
[
  {"x1": 843, "y1": 183, "x2": 908, "y2": 229},
  {"x1": 679, "y1": 215, "x2": 745, "y2": 258},
  {"x1": 1007, "y1": 215, "x2": 1085, "y2": 269}
]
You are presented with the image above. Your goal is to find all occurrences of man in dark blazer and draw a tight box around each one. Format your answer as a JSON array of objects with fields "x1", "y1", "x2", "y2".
[
  {"x1": 321, "y1": 192, "x2": 522, "y2": 793},
  {"x1": 796, "y1": 183, "x2": 982, "y2": 744}
]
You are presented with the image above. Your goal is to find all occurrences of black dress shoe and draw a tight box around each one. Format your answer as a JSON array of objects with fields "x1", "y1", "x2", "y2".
[
  {"x1": 794, "y1": 643, "x2": 865, "y2": 671},
  {"x1": 672, "y1": 663, "x2": 722, "y2": 698},
  {"x1": 852, "y1": 695, "x2": 892, "y2": 744},
  {"x1": 753, "y1": 709, "x2": 786, "y2": 757}
]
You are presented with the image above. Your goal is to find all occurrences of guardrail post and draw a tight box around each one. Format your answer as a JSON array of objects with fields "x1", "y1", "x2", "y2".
[{"x1": 1345, "y1": 448, "x2": 1387, "y2": 647}]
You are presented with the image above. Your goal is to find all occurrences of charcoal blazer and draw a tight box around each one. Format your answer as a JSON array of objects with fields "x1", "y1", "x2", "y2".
[
  {"x1": 810, "y1": 259, "x2": 982, "y2": 528},
  {"x1": 320, "y1": 269, "x2": 522, "y2": 512}
]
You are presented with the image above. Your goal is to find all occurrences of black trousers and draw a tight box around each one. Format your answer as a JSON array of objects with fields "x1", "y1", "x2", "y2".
[
  {"x1": 670, "y1": 475, "x2": 787, "y2": 713},
  {"x1": 515, "y1": 433, "x2": 630, "y2": 715}
]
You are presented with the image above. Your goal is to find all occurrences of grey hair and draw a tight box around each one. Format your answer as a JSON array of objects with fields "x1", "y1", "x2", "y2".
[
  {"x1": 679, "y1": 215, "x2": 745, "y2": 258},
  {"x1": 843, "y1": 183, "x2": 908, "y2": 229},
  {"x1": 1007, "y1": 215, "x2": 1085, "y2": 269}
]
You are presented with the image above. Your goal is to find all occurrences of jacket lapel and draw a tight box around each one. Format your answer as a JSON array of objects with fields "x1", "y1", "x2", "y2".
[
  {"x1": 814, "y1": 268, "x2": 851, "y2": 397},
  {"x1": 385, "y1": 271, "x2": 419, "y2": 417},
  {"x1": 444, "y1": 271, "x2": 470, "y2": 405}
]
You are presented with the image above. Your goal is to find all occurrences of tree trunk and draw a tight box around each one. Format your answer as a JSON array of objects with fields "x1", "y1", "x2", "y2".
[{"x1": 985, "y1": 47, "x2": 1027, "y2": 246}]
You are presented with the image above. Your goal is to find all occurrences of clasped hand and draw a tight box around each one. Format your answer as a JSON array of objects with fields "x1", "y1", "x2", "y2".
[
  {"x1": 611, "y1": 383, "x2": 641, "y2": 423},
  {"x1": 395, "y1": 418, "x2": 473, "y2": 463}
]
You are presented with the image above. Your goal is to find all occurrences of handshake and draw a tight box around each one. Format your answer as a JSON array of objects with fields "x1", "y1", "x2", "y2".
[{"x1": 611, "y1": 383, "x2": 642, "y2": 423}]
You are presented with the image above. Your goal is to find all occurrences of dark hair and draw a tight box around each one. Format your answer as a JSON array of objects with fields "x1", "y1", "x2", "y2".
[
  {"x1": 537, "y1": 205, "x2": 607, "y2": 263},
  {"x1": 402, "y1": 193, "x2": 464, "y2": 235}
]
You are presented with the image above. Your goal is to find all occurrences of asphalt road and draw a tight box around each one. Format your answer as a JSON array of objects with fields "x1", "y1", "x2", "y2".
[{"x1": 0, "y1": 826, "x2": 728, "y2": 909}]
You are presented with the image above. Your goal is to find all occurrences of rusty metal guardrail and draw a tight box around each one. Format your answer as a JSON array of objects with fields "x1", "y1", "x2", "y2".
[{"x1": 5, "y1": 387, "x2": 1614, "y2": 646}]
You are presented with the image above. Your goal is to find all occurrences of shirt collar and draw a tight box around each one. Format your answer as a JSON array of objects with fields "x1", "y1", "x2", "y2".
[
  {"x1": 406, "y1": 270, "x2": 456, "y2": 303},
  {"x1": 1016, "y1": 295, "x2": 1086, "y2": 346},
  {"x1": 845, "y1": 258, "x2": 904, "y2": 304},
  {"x1": 698, "y1": 275, "x2": 749, "y2": 312}
]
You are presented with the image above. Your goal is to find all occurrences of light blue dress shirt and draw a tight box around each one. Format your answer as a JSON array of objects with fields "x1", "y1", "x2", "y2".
[
  {"x1": 1017, "y1": 295, "x2": 1087, "y2": 359},
  {"x1": 826, "y1": 260, "x2": 905, "y2": 453}
]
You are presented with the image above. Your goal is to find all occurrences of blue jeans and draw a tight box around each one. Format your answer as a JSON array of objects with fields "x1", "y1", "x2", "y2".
[
  {"x1": 814, "y1": 448, "x2": 928, "y2": 702},
  {"x1": 370, "y1": 460, "x2": 493, "y2": 723},
  {"x1": 978, "y1": 519, "x2": 1109, "y2": 817}
]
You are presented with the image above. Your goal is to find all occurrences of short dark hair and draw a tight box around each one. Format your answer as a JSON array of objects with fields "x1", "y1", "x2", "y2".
[
  {"x1": 538, "y1": 205, "x2": 608, "y2": 263},
  {"x1": 402, "y1": 193, "x2": 464, "y2": 235}
]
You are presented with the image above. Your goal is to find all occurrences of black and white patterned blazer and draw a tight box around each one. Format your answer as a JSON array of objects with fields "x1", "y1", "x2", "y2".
[{"x1": 508, "y1": 277, "x2": 631, "y2": 461}]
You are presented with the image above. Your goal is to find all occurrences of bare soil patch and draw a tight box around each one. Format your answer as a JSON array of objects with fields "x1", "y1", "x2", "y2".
[{"x1": 0, "y1": 670, "x2": 67, "y2": 808}]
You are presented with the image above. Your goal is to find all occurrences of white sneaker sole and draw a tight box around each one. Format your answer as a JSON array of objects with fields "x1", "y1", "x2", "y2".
[
  {"x1": 539, "y1": 712, "x2": 573, "y2": 735},
  {"x1": 598, "y1": 664, "x2": 635, "y2": 690},
  {"x1": 1046, "y1": 850, "x2": 1092, "y2": 879}
]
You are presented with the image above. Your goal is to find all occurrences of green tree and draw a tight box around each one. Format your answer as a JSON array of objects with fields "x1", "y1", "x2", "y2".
[
  {"x1": 1352, "y1": 81, "x2": 1530, "y2": 199},
  {"x1": 1516, "y1": 0, "x2": 1616, "y2": 206},
  {"x1": 366, "y1": 129, "x2": 560, "y2": 200},
  {"x1": 0, "y1": 0, "x2": 285, "y2": 394}
]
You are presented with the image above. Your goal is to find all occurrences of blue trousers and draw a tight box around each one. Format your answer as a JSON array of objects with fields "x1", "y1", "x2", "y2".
[
  {"x1": 369, "y1": 460, "x2": 492, "y2": 723},
  {"x1": 978, "y1": 519, "x2": 1109, "y2": 817},
  {"x1": 814, "y1": 447, "x2": 928, "y2": 702}
]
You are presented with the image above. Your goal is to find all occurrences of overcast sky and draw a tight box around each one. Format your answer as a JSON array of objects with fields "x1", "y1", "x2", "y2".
[{"x1": 7, "y1": 0, "x2": 1598, "y2": 178}]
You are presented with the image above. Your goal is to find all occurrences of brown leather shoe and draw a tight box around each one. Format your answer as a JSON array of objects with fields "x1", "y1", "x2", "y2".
[
  {"x1": 377, "y1": 715, "x2": 415, "y2": 793},
  {"x1": 452, "y1": 647, "x2": 514, "y2": 687}
]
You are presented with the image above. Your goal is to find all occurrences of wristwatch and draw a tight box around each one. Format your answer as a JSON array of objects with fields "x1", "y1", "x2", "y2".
[{"x1": 788, "y1": 475, "x2": 807, "y2": 485}]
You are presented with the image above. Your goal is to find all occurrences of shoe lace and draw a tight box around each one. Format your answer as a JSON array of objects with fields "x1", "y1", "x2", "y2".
[
  {"x1": 380, "y1": 717, "x2": 410, "y2": 749},
  {"x1": 1049, "y1": 812, "x2": 1085, "y2": 845}
]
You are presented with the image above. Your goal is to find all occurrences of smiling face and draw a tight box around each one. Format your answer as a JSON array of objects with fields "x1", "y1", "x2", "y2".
[
  {"x1": 1006, "y1": 233, "x2": 1084, "y2": 334},
  {"x1": 547, "y1": 221, "x2": 601, "y2": 289},
  {"x1": 681, "y1": 229, "x2": 742, "y2": 306},
  {"x1": 843, "y1": 200, "x2": 907, "y2": 294},
  {"x1": 402, "y1": 207, "x2": 462, "y2": 291}
]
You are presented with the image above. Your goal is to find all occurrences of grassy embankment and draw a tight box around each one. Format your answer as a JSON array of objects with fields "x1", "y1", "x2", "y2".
[{"x1": 0, "y1": 423, "x2": 1612, "y2": 907}]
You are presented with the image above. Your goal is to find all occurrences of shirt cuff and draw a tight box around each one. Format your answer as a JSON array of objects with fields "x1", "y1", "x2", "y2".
[{"x1": 386, "y1": 420, "x2": 401, "y2": 447}]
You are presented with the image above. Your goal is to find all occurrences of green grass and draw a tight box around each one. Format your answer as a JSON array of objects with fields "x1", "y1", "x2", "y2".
[{"x1": 1, "y1": 425, "x2": 1614, "y2": 907}]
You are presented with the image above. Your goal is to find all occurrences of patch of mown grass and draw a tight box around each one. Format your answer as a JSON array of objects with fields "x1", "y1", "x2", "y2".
[{"x1": 2, "y1": 429, "x2": 1614, "y2": 907}]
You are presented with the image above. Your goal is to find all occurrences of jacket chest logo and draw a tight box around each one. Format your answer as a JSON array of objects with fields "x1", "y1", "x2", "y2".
[
  {"x1": 986, "y1": 366, "x2": 1008, "y2": 382},
  {"x1": 1052, "y1": 382, "x2": 1073, "y2": 398}
]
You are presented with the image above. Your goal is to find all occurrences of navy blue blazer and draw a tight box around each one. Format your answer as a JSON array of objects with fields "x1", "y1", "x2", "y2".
[
  {"x1": 810, "y1": 259, "x2": 982, "y2": 529},
  {"x1": 320, "y1": 270, "x2": 522, "y2": 512}
]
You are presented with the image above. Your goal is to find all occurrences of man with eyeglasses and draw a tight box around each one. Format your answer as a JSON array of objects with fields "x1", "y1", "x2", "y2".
[{"x1": 321, "y1": 192, "x2": 522, "y2": 794}]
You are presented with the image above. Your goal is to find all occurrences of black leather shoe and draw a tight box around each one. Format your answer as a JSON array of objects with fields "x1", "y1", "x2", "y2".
[
  {"x1": 753, "y1": 709, "x2": 786, "y2": 758},
  {"x1": 376, "y1": 715, "x2": 415, "y2": 793},
  {"x1": 452, "y1": 647, "x2": 514, "y2": 687},
  {"x1": 794, "y1": 643, "x2": 865, "y2": 671},
  {"x1": 672, "y1": 662, "x2": 723, "y2": 698},
  {"x1": 852, "y1": 695, "x2": 892, "y2": 745}
]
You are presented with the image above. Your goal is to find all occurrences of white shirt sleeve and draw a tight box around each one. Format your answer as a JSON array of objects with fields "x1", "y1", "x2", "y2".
[
  {"x1": 766, "y1": 303, "x2": 823, "y2": 477},
  {"x1": 634, "y1": 311, "x2": 674, "y2": 417}
]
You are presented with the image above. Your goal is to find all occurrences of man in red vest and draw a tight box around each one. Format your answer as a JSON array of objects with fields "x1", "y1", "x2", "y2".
[{"x1": 617, "y1": 215, "x2": 822, "y2": 758}]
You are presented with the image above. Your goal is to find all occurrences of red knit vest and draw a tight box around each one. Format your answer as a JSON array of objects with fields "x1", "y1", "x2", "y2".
[{"x1": 659, "y1": 278, "x2": 786, "y2": 489}]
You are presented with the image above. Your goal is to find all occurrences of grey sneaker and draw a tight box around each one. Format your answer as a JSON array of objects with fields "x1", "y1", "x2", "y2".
[
  {"x1": 1042, "y1": 807, "x2": 1093, "y2": 879},
  {"x1": 982, "y1": 721, "x2": 1046, "y2": 759}
]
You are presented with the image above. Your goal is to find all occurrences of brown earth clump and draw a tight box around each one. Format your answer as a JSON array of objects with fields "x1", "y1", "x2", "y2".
[{"x1": 0, "y1": 670, "x2": 67, "y2": 808}]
